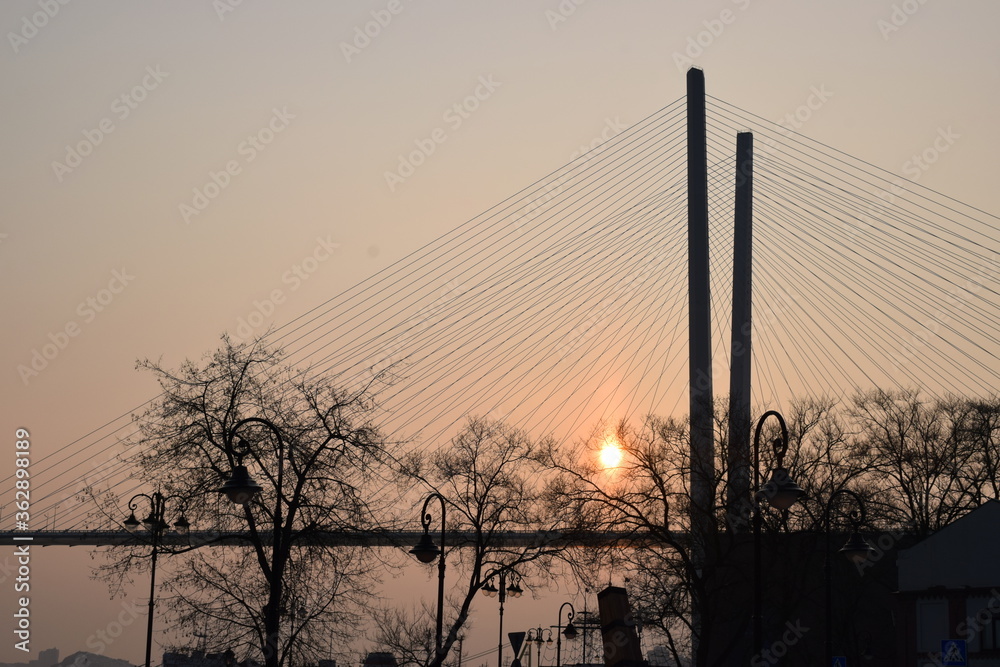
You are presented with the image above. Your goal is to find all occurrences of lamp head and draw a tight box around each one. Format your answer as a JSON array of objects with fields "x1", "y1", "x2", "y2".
[
  {"x1": 409, "y1": 531, "x2": 441, "y2": 564},
  {"x1": 759, "y1": 467, "x2": 806, "y2": 510},
  {"x1": 123, "y1": 511, "x2": 141, "y2": 533},
  {"x1": 173, "y1": 515, "x2": 191, "y2": 536},
  {"x1": 217, "y1": 464, "x2": 263, "y2": 505},
  {"x1": 563, "y1": 621, "x2": 579, "y2": 640},
  {"x1": 481, "y1": 581, "x2": 498, "y2": 598},
  {"x1": 839, "y1": 531, "x2": 875, "y2": 566}
]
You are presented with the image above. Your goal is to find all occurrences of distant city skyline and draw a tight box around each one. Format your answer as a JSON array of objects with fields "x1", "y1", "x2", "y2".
[{"x1": 0, "y1": 648, "x2": 134, "y2": 667}]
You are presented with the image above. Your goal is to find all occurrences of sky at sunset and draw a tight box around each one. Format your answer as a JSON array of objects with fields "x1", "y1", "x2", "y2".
[{"x1": 2, "y1": 1, "x2": 999, "y2": 664}]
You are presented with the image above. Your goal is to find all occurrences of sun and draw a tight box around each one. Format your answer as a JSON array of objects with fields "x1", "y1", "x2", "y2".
[{"x1": 598, "y1": 438, "x2": 624, "y2": 469}]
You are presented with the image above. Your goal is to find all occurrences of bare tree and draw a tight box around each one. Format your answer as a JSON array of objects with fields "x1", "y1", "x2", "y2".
[
  {"x1": 377, "y1": 416, "x2": 567, "y2": 667},
  {"x1": 539, "y1": 414, "x2": 709, "y2": 665},
  {"x1": 846, "y1": 388, "x2": 977, "y2": 536},
  {"x1": 539, "y1": 397, "x2": 881, "y2": 667},
  {"x1": 948, "y1": 395, "x2": 1000, "y2": 506},
  {"x1": 96, "y1": 336, "x2": 395, "y2": 667}
]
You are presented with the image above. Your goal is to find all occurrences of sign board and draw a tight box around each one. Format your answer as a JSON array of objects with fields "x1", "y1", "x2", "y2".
[
  {"x1": 509, "y1": 632, "x2": 526, "y2": 659},
  {"x1": 831, "y1": 657, "x2": 846, "y2": 667},
  {"x1": 941, "y1": 639, "x2": 967, "y2": 666}
]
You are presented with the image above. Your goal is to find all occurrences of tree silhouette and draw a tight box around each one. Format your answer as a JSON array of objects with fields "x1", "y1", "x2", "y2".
[{"x1": 96, "y1": 336, "x2": 395, "y2": 667}]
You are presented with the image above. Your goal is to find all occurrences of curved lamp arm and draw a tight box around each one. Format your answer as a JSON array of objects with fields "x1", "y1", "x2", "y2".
[
  {"x1": 823, "y1": 488, "x2": 866, "y2": 531},
  {"x1": 125, "y1": 491, "x2": 188, "y2": 538},
  {"x1": 218, "y1": 417, "x2": 288, "y2": 505},
  {"x1": 753, "y1": 410, "x2": 790, "y2": 476},
  {"x1": 225, "y1": 417, "x2": 285, "y2": 465},
  {"x1": 752, "y1": 410, "x2": 805, "y2": 511},
  {"x1": 420, "y1": 492, "x2": 446, "y2": 541}
]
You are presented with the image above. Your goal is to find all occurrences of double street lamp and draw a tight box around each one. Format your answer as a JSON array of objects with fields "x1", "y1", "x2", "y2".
[
  {"x1": 526, "y1": 627, "x2": 552, "y2": 667},
  {"x1": 409, "y1": 493, "x2": 447, "y2": 665},
  {"x1": 751, "y1": 410, "x2": 806, "y2": 656},
  {"x1": 481, "y1": 569, "x2": 523, "y2": 667},
  {"x1": 123, "y1": 491, "x2": 189, "y2": 667}
]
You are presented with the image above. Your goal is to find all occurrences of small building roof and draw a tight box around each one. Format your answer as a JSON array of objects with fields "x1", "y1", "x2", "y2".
[{"x1": 897, "y1": 500, "x2": 1000, "y2": 591}]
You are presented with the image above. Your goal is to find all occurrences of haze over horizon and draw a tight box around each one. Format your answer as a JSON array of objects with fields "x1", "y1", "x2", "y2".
[{"x1": 2, "y1": 1, "x2": 999, "y2": 664}]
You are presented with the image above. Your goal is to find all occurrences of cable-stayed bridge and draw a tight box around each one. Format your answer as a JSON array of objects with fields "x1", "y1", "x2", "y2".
[{"x1": 3, "y1": 79, "x2": 997, "y2": 542}]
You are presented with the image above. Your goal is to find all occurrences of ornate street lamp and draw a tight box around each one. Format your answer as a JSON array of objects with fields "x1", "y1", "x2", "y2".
[
  {"x1": 123, "y1": 491, "x2": 188, "y2": 667},
  {"x1": 752, "y1": 410, "x2": 806, "y2": 656},
  {"x1": 824, "y1": 488, "x2": 875, "y2": 663},
  {"x1": 216, "y1": 421, "x2": 268, "y2": 505},
  {"x1": 410, "y1": 493, "x2": 446, "y2": 664},
  {"x1": 216, "y1": 417, "x2": 290, "y2": 667},
  {"x1": 527, "y1": 627, "x2": 552, "y2": 667},
  {"x1": 481, "y1": 569, "x2": 522, "y2": 667},
  {"x1": 556, "y1": 601, "x2": 578, "y2": 667}
]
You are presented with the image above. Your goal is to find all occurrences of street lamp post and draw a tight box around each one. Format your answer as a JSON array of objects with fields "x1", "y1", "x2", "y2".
[
  {"x1": 527, "y1": 627, "x2": 552, "y2": 667},
  {"x1": 123, "y1": 491, "x2": 189, "y2": 667},
  {"x1": 823, "y1": 489, "x2": 875, "y2": 664},
  {"x1": 410, "y1": 493, "x2": 447, "y2": 665},
  {"x1": 481, "y1": 570, "x2": 523, "y2": 667},
  {"x1": 556, "y1": 601, "x2": 578, "y2": 667},
  {"x1": 751, "y1": 410, "x2": 806, "y2": 658},
  {"x1": 216, "y1": 417, "x2": 286, "y2": 667}
]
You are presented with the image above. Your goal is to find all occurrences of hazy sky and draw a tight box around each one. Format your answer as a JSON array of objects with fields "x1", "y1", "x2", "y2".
[{"x1": 2, "y1": 1, "x2": 999, "y2": 664}]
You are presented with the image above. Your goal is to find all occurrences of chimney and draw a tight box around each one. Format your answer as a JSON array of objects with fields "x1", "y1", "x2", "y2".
[{"x1": 597, "y1": 586, "x2": 646, "y2": 667}]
